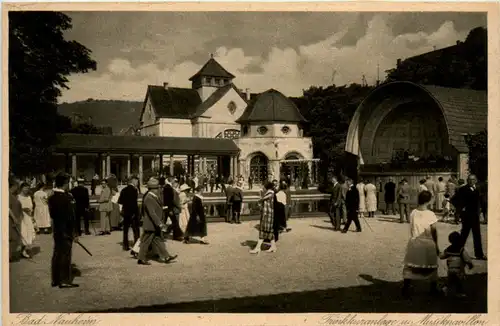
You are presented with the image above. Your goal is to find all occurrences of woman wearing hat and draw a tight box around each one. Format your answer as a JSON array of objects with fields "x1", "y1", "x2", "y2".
[
  {"x1": 178, "y1": 183, "x2": 192, "y2": 234},
  {"x1": 183, "y1": 186, "x2": 208, "y2": 244}
]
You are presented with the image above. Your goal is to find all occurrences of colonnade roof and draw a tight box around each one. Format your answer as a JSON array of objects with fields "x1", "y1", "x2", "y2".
[{"x1": 55, "y1": 134, "x2": 240, "y2": 156}]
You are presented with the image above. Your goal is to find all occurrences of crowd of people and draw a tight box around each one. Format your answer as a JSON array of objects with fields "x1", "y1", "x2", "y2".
[
  {"x1": 325, "y1": 173, "x2": 487, "y2": 297},
  {"x1": 9, "y1": 169, "x2": 487, "y2": 297},
  {"x1": 8, "y1": 170, "x2": 295, "y2": 287}
]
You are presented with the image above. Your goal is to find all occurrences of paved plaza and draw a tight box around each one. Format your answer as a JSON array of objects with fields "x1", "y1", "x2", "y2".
[{"x1": 9, "y1": 215, "x2": 487, "y2": 313}]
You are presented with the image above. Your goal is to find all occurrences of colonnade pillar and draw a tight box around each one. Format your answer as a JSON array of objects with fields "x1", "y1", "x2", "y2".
[
  {"x1": 126, "y1": 155, "x2": 131, "y2": 178},
  {"x1": 169, "y1": 155, "x2": 174, "y2": 176},
  {"x1": 71, "y1": 154, "x2": 77, "y2": 178},
  {"x1": 138, "y1": 155, "x2": 143, "y2": 186}
]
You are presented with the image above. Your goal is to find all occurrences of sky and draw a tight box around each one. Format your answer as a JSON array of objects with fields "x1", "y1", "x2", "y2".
[{"x1": 59, "y1": 12, "x2": 486, "y2": 103}]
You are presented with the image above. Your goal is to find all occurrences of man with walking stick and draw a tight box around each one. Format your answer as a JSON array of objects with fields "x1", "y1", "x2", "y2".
[
  {"x1": 48, "y1": 173, "x2": 80, "y2": 288},
  {"x1": 342, "y1": 178, "x2": 362, "y2": 233}
]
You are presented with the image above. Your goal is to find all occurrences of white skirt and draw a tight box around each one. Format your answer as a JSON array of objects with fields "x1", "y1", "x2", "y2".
[
  {"x1": 20, "y1": 213, "x2": 36, "y2": 246},
  {"x1": 178, "y1": 206, "x2": 190, "y2": 232}
]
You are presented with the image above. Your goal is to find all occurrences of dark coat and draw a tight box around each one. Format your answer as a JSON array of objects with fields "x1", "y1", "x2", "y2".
[
  {"x1": 384, "y1": 182, "x2": 396, "y2": 203},
  {"x1": 118, "y1": 184, "x2": 139, "y2": 216},
  {"x1": 452, "y1": 185, "x2": 481, "y2": 218},
  {"x1": 48, "y1": 190, "x2": 78, "y2": 241},
  {"x1": 70, "y1": 185, "x2": 90, "y2": 212},
  {"x1": 230, "y1": 186, "x2": 243, "y2": 203},
  {"x1": 346, "y1": 185, "x2": 360, "y2": 213},
  {"x1": 225, "y1": 185, "x2": 234, "y2": 203},
  {"x1": 186, "y1": 195, "x2": 207, "y2": 237}
]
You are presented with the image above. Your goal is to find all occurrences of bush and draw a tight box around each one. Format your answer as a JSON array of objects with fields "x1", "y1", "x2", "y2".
[{"x1": 465, "y1": 130, "x2": 487, "y2": 181}]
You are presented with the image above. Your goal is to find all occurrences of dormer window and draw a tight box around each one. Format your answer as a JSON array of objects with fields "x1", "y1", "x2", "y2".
[
  {"x1": 281, "y1": 126, "x2": 291, "y2": 135},
  {"x1": 257, "y1": 126, "x2": 268, "y2": 135}
]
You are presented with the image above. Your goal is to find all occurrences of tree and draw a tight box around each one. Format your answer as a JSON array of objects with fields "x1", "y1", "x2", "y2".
[
  {"x1": 9, "y1": 12, "x2": 96, "y2": 176},
  {"x1": 465, "y1": 130, "x2": 487, "y2": 182},
  {"x1": 291, "y1": 83, "x2": 374, "y2": 181},
  {"x1": 385, "y1": 27, "x2": 486, "y2": 91}
]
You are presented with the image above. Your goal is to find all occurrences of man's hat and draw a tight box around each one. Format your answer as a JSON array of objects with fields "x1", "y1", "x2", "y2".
[{"x1": 147, "y1": 177, "x2": 160, "y2": 189}]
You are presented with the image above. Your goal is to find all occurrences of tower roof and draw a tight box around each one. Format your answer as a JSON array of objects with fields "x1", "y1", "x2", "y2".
[
  {"x1": 236, "y1": 89, "x2": 307, "y2": 124},
  {"x1": 189, "y1": 57, "x2": 235, "y2": 81}
]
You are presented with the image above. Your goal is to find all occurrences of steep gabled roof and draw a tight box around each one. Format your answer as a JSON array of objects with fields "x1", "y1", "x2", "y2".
[
  {"x1": 189, "y1": 58, "x2": 235, "y2": 81},
  {"x1": 140, "y1": 86, "x2": 202, "y2": 121},
  {"x1": 190, "y1": 83, "x2": 248, "y2": 118},
  {"x1": 236, "y1": 89, "x2": 307, "y2": 124}
]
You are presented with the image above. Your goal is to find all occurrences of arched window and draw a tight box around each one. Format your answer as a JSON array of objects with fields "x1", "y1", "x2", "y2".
[
  {"x1": 250, "y1": 153, "x2": 268, "y2": 184},
  {"x1": 280, "y1": 153, "x2": 303, "y2": 184}
]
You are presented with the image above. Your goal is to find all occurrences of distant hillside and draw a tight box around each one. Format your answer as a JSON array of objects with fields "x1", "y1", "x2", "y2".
[{"x1": 58, "y1": 99, "x2": 143, "y2": 134}]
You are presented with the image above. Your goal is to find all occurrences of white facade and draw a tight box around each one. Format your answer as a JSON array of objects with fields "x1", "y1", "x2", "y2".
[{"x1": 138, "y1": 58, "x2": 314, "y2": 181}]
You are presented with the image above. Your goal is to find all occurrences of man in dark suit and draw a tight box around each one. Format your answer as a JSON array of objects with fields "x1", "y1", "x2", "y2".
[
  {"x1": 118, "y1": 176, "x2": 140, "y2": 251},
  {"x1": 70, "y1": 178, "x2": 90, "y2": 236},
  {"x1": 138, "y1": 177, "x2": 177, "y2": 265},
  {"x1": 342, "y1": 178, "x2": 361, "y2": 233},
  {"x1": 384, "y1": 178, "x2": 396, "y2": 215},
  {"x1": 224, "y1": 179, "x2": 234, "y2": 223},
  {"x1": 397, "y1": 179, "x2": 411, "y2": 223},
  {"x1": 163, "y1": 177, "x2": 183, "y2": 240},
  {"x1": 47, "y1": 173, "x2": 79, "y2": 288},
  {"x1": 328, "y1": 176, "x2": 340, "y2": 229},
  {"x1": 452, "y1": 174, "x2": 487, "y2": 260}
]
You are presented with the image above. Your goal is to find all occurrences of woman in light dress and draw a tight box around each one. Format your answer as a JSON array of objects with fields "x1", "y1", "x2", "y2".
[
  {"x1": 402, "y1": 190, "x2": 441, "y2": 297},
  {"x1": 435, "y1": 177, "x2": 447, "y2": 212},
  {"x1": 419, "y1": 179, "x2": 428, "y2": 192},
  {"x1": 17, "y1": 182, "x2": 37, "y2": 258},
  {"x1": 364, "y1": 180, "x2": 377, "y2": 217},
  {"x1": 33, "y1": 183, "x2": 52, "y2": 234},
  {"x1": 356, "y1": 180, "x2": 366, "y2": 216},
  {"x1": 178, "y1": 183, "x2": 192, "y2": 234}
]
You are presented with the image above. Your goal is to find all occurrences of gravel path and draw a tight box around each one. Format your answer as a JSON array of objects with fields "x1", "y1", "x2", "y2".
[{"x1": 9, "y1": 215, "x2": 487, "y2": 313}]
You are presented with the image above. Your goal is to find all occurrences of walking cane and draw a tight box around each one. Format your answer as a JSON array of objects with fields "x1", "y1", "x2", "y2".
[{"x1": 359, "y1": 212, "x2": 374, "y2": 232}]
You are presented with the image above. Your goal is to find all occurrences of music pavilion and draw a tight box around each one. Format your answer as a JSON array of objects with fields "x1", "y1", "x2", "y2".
[
  {"x1": 344, "y1": 81, "x2": 487, "y2": 200},
  {"x1": 53, "y1": 57, "x2": 316, "y2": 186}
]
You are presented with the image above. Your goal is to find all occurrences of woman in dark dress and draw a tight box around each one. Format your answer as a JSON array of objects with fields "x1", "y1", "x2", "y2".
[{"x1": 184, "y1": 186, "x2": 208, "y2": 244}]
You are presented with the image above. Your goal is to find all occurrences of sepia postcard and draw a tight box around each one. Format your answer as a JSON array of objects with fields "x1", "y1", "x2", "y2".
[{"x1": 2, "y1": 2, "x2": 499, "y2": 325}]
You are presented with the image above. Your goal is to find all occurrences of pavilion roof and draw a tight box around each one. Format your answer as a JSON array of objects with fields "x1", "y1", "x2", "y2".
[{"x1": 55, "y1": 134, "x2": 240, "y2": 155}]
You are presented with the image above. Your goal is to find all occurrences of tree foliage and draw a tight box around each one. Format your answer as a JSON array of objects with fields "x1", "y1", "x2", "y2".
[
  {"x1": 9, "y1": 12, "x2": 97, "y2": 176},
  {"x1": 291, "y1": 84, "x2": 374, "y2": 180},
  {"x1": 465, "y1": 130, "x2": 487, "y2": 182},
  {"x1": 385, "y1": 27, "x2": 486, "y2": 90}
]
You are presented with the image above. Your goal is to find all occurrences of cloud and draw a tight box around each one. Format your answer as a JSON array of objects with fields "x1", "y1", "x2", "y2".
[{"x1": 60, "y1": 14, "x2": 467, "y2": 103}]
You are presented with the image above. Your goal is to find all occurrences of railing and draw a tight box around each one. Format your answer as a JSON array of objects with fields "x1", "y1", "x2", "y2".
[{"x1": 87, "y1": 191, "x2": 331, "y2": 220}]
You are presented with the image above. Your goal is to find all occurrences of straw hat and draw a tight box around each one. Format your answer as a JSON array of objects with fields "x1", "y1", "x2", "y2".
[
  {"x1": 179, "y1": 184, "x2": 190, "y2": 192},
  {"x1": 146, "y1": 177, "x2": 160, "y2": 189}
]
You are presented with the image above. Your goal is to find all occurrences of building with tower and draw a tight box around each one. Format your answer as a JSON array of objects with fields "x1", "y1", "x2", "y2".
[{"x1": 137, "y1": 55, "x2": 315, "y2": 185}]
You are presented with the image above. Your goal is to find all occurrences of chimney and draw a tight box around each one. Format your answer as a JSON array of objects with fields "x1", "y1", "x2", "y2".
[
  {"x1": 163, "y1": 82, "x2": 169, "y2": 89},
  {"x1": 396, "y1": 58, "x2": 401, "y2": 67},
  {"x1": 245, "y1": 88, "x2": 250, "y2": 101}
]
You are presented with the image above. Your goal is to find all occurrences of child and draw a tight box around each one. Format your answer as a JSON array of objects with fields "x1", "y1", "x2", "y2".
[
  {"x1": 441, "y1": 193, "x2": 451, "y2": 222},
  {"x1": 439, "y1": 231, "x2": 474, "y2": 297}
]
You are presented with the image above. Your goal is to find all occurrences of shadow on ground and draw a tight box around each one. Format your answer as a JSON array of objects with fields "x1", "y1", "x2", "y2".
[{"x1": 88, "y1": 273, "x2": 487, "y2": 313}]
